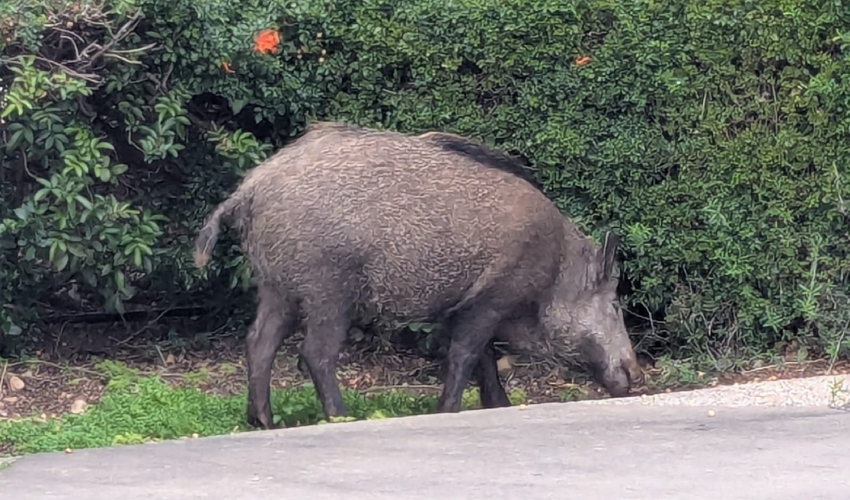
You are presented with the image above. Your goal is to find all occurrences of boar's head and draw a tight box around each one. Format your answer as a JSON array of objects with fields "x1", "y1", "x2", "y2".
[{"x1": 541, "y1": 230, "x2": 643, "y2": 397}]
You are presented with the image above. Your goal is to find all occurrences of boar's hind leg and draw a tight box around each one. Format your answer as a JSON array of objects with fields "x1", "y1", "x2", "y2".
[
  {"x1": 438, "y1": 301, "x2": 504, "y2": 413},
  {"x1": 299, "y1": 300, "x2": 350, "y2": 420},
  {"x1": 473, "y1": 343, "x2": 511, "y2": 409},
  {"x1": 246, "y1": 286, "x2": 299, "y2": 430}
]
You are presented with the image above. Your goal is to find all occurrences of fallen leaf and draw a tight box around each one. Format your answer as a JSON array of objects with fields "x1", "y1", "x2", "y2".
[
  {"x1": 8, "y1": 375, "x2": 24, "y2": 391},
  {"x1": 70, "y1": 399, "x2": 87, "y2": 414},
  {"x1": 3, "y1": 396, "x2": 18, "y2": 403},
  {"x1": 496, "y1": 356, "x2": 513, "y2": 373}
]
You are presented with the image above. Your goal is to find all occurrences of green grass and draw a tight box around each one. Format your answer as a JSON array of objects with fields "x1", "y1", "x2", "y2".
[
  {"x1": 0, "y1": 361, "x2": 527, "y2": 456},
  {"x1": 828, "y1": 378, "x2": 850, "y2": 409}
]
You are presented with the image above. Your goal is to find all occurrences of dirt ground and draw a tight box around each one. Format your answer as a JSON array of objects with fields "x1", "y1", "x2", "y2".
[{"x1": 2, "y1": 329, "x2": 849, "y2": 424}]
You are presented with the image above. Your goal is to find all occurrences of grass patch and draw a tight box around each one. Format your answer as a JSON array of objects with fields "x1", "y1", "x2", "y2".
[
  {"x1": 829, "y1": 378, "x2": 850, "y2": 410},
  {"x1": 558, "y1": 386, "x2": 586, "y2": 402},
  {"x1": 181, "y1": 367, "x2": 213, "y2": 387},
  {"x1": 650, "y1": 356, "x2": 716, "y2": 389},
  {"x1": 0, "y1": 361, "x2": 526, "y2": 456}
]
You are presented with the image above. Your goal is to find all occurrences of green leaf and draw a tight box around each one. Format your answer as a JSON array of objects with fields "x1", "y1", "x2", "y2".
[
  {"x1": 231, "y1": 98, "x2": 248, "y2": 114},
  {"x1": 74, "y1": 195, "x2": 94, "y2": 210},
  {"x1": 67, "y1": 243, "x2": 87, "y2": 258},
  {"x1": 67, "y1": 198, "x2": 77, "y2": 219},
  {"x1": 6, "y1": 129, "x2": 24, "y2": 152},
  {"x1": 114, "y1": 270, "x2": 125, "y2": 291},
  {"x1": 22, "y1": 126, "x2": 33, "y2": 145},
  {"x1": 55, "y1": 252, "x2": 69, "y2": 272},
  {"x1": 1, "y1": 104, "x2": 16, "y2": 119}
]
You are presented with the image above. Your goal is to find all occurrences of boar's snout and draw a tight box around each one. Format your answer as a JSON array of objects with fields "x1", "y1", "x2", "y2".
[{"x1": 598, "y1": 350, "x2": 644, "y2": 397}]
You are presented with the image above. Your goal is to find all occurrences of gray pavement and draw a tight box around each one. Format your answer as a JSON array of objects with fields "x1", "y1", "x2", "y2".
[{"x1": 1, "y1": 403, "x2": 849, "y2": 499}]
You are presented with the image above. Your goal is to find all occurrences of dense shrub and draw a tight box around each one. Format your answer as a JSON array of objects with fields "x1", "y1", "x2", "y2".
[{"x1": 2, "y1": 0, "x2": 850, "y2": 367}]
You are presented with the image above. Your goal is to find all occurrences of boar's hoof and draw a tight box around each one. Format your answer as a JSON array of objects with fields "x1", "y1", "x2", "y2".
[
  {"x1": 246, "y1": 408, "x2": 277, "y2": 430},
  {"x1": 603, "y1": 366, "x2": 633, "y2": 398}
]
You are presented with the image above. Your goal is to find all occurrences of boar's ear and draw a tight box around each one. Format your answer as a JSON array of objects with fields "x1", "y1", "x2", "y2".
[{"x1": 600, "y1": 231, "x2": 620, "y2": 282}]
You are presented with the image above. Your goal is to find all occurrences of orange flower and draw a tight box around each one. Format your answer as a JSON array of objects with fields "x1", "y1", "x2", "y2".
[
  {"x1": 254, "y1": 29, "x2": 280, "y2": 54},
  {"x1": 575, "y1": 56, "x2": 592, "y2": 66},
  {"x1": 221, "y1": 61, "x2": 235, "y2": 74}
]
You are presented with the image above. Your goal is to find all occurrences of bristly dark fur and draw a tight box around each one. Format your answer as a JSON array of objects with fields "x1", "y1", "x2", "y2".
[{"x1": 418, "y1": 131, "x2": 543, "y2": 192}]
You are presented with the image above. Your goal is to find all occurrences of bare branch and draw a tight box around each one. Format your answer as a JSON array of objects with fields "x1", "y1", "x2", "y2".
[
  {"x1": 76, "y1": 10, "x2": 144, "y2": 73},
  {"x1": 102, "y1": 52, "x2": 143, "y2": 65},
  {"x1": 8, "y1": 6, "x2": 156, "y2": 86}
]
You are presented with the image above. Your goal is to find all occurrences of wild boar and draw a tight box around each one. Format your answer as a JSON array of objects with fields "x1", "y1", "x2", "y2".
[{"x1": 193, "y1": 121, "x2": 643, "y2": 429}]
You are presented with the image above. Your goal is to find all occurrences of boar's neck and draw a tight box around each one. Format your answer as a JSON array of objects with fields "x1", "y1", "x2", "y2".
[{"x1": 554, "y1": 219, "x2": 604, "y2": 303}]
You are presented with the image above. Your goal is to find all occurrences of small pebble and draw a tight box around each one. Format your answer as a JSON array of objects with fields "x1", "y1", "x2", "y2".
[
  {"x1": 707, "y1": 409, "x2": 716, "y2": 417},
  {"x1": 8, "y1": 375, "x2": 25, "y2": 392},
  {"x1": 69, "y1": 399, "x2": 87, "y2": 415}
]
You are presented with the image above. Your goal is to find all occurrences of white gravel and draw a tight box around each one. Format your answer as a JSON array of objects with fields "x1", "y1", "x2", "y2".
[{"x1": 577, "y1": 373, "x2": 850, "y2": 409}]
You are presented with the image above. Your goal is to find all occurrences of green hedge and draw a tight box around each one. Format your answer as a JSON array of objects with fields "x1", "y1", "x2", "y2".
[{"x1": 2, "y1": 0, "x2": 850, "y2": 366}]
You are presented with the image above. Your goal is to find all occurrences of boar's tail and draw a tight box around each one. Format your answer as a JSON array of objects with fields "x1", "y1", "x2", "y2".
[{"x1": 193, "y1": 195, "x2": 243, "y2": 269}]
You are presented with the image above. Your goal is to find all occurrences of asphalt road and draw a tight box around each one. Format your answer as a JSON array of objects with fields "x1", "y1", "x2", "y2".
[{"x1": 1, "y1": 403, "x2": 848, "y2": 499}]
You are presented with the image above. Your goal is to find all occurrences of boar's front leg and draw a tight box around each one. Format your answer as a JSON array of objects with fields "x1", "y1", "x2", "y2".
[
  {"x1": 246, "y1": 285, "x2": 299, "y2": 429},
  {"x1": 473, "y1": 312, "x2": 542, "y2": 409},
  {"x1": 472, "y1": 343, "x2": 512, "y2": 409},
  {"x1": 438, "y1": 302, "x2": 503, "y2": 413}
]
